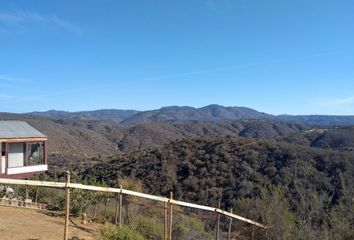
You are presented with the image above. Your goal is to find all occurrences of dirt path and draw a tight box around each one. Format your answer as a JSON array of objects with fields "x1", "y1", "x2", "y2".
[{"x1": 0, "y1": 206, "x2": 101, "y2": 240}]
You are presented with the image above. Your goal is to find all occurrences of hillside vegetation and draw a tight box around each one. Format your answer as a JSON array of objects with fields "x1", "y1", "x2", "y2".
[
  {"x1": 84, "y1": 136, "x2": 354, "y2": 239},
  {"x1": 283, "y1": 127, "x2": 354, "y2": 150}
]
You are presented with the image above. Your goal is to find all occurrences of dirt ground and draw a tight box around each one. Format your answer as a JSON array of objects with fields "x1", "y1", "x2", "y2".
[{"x1": 0, "y1": 205, "x2": 101, "y2": 240}]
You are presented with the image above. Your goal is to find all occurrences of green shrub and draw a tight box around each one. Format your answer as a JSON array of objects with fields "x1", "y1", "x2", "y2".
[
  {"x1": 132, "y1": 215, "x2": 164, "y2": 240},
  {"x1": 100, "y1": 224, "x2": 144, "y2": 240},
  {"x1": 174, "y1": 213, "x2": 213, "y2": 240}
]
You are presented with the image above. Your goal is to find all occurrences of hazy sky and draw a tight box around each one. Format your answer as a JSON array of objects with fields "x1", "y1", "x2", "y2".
[{"x1": 0, "y1": 0, "x2": 353, "y2": 114}]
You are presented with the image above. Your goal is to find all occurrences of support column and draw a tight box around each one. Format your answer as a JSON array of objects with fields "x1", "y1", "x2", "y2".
[
  {"x1": 216, "y1": 202, "x2": 220, "y2": 240},
  {"x1": 44, "y1": 140, "x2": 48, "y2": 165},
  {"x1": 119, "y1": 186, "x2": 122, "y2": 228},
  {"x1": 227, "y1": 209, "x2": 233, "y2": 240},
  {"x1": 64, "y1": 171, "x2": 71, "y2": 240},
  {"x1": 168, "y1": 192, "x2": 173, "y2": 240},
  {"x1": 5, "y1": 143, "x2": 9, "y2": 175},
  {"x1": 164, "y1": 202, "x2": 168, "y2": 240}
]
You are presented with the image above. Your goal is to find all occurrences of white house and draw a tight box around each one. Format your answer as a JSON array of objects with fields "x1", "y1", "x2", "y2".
[{"x1": 0, "y1": 121, "x2": 48, "y2": 179}]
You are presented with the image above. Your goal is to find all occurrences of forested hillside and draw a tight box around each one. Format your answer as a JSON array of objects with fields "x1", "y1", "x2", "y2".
[
  {"x1": 282, "y1": 127, "x2": 354, "y2": 150},
  {"x1": 84, "y1": 136, "x2": 354, "y2": 239}
]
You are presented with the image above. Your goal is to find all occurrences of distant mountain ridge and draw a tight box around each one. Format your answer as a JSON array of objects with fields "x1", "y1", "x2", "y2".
[
  {"x1": 278, "y1": 114, "x2": 354, "y2": 126},
  {"x1": 27, "y1": 104, "x2": 354, "y2": 126},
  {"x1": 29, "y1": 109, "x2": 139, "y2": 124},
  {"x1": 28, "y1": 105, "x2": 272, "y2": 124},
  {"x1": 121, "y1": 104, "x2": 272, "y2": 124}
]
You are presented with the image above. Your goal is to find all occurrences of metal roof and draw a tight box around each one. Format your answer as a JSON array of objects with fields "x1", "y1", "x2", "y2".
[{"x1": 0, "y1": 121, "x2": 46, "y2": 139}]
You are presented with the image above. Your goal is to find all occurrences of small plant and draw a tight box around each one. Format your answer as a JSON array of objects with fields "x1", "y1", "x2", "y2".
[
  {"x1": 132, "y1": 214, "x2": 164, "y2": 240},
  {"x1": 174, "y1": 213, "x2": 213, "y2": 240},
  {"x1": 100, "y1": 224, "x2": 144, "y2": 240}
]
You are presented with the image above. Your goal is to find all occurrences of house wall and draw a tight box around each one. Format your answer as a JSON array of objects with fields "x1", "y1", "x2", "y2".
[{"x1": 8, "y1": 143, "x2": 24, "y2": 168}]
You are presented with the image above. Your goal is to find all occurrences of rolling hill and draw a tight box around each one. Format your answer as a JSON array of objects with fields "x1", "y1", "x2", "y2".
[
  {"x1": 28, "y1": 109, "x2": 139, "y2": 124},
  {"x1": 120, "y1": 105, "x2": 272, "y2": 124},
  {"x1": 0, "y1": 112, "x2": 307, "y2": 158},
  {"x1": 283, "y1": 126, "x2": 354, "y2": 150}
]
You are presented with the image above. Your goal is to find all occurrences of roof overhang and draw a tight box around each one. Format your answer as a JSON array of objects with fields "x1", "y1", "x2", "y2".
[{"x1": 0, "y1": 137, "x2": 48, "y2": 143}]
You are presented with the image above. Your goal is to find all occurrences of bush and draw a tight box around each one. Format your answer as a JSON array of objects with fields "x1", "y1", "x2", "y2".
[
  {"x1": 235, "y1": 186, "x2": 297, "y2": 240},
  {"x1": 174, "y1": 213, "x2": 213, "y2": 240},
  {"x1": 132, "y1": 215, "x2": 164, "y2": 240},
  {"x1": 100, "y1": 224, "x2": 144, "y2": 240}
]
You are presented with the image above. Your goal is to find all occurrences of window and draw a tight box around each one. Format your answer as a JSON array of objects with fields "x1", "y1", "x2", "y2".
[
  {"x1": 1, "y1": 143, "x2": 5, "y2": 156},
  {"x1": 25, "y1": 142, "x2": 44, "y2": 166}
]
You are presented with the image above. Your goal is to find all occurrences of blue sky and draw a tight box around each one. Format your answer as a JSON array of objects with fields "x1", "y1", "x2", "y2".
[{"x1": 0, "y1": 0, "x2": 353, "y2": 115}]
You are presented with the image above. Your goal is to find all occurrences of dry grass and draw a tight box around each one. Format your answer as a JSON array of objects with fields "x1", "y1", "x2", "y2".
[{"x1": 0, "y1": 205, "x2": 101, "y2": 240}]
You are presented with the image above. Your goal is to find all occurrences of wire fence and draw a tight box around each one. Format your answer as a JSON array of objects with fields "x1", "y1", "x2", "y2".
[{"x1": 0, "y1": 174, "x2": 267, "y2": 240}]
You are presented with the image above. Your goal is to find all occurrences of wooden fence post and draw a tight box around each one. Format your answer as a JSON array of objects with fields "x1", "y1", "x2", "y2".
[
  {"x1": 216, "y1": 202, "x2": 220, "y2": 240},
  {"x1": 25, "y1": 185, "x2": 29, "y2": 199},
  {"x1": 115, "y1": 192, "x2": 119, "y2": 225},
  {"x1": 119, "y1": 186, "x2": 123, "y2": 228},
  {"x1": 227, "y1": 208, "x2": 233, "y2": 240},
  {"x1": 164, "y1": 202, "x2": 168, "y2": 240},
  {"x1": 169, "y1": 192, "x2": 173, "y2": 240},
  {"x1": 64, "y1": 171, "x2": 71, "y2": 240},
  {"x1": 104, "y1": 195, "x2": 109, "y2": 222},
  {"x1": 93, "y1": 202, "x2": 98, "y2": 219},
  {"x1": 35, "y1": 187, "x2": 39, "y2": 203}
]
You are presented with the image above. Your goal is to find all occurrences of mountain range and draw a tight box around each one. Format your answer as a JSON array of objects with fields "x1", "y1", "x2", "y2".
[
  {"x1": 27, "y1": 104, "x2": 354, "y2": 126},
  {"x1": 1, "y1": 104, "x2": 353, "y2": 168},
  {"x1": 0, "y1": 112, "x2": 307, "y2": 157}
]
